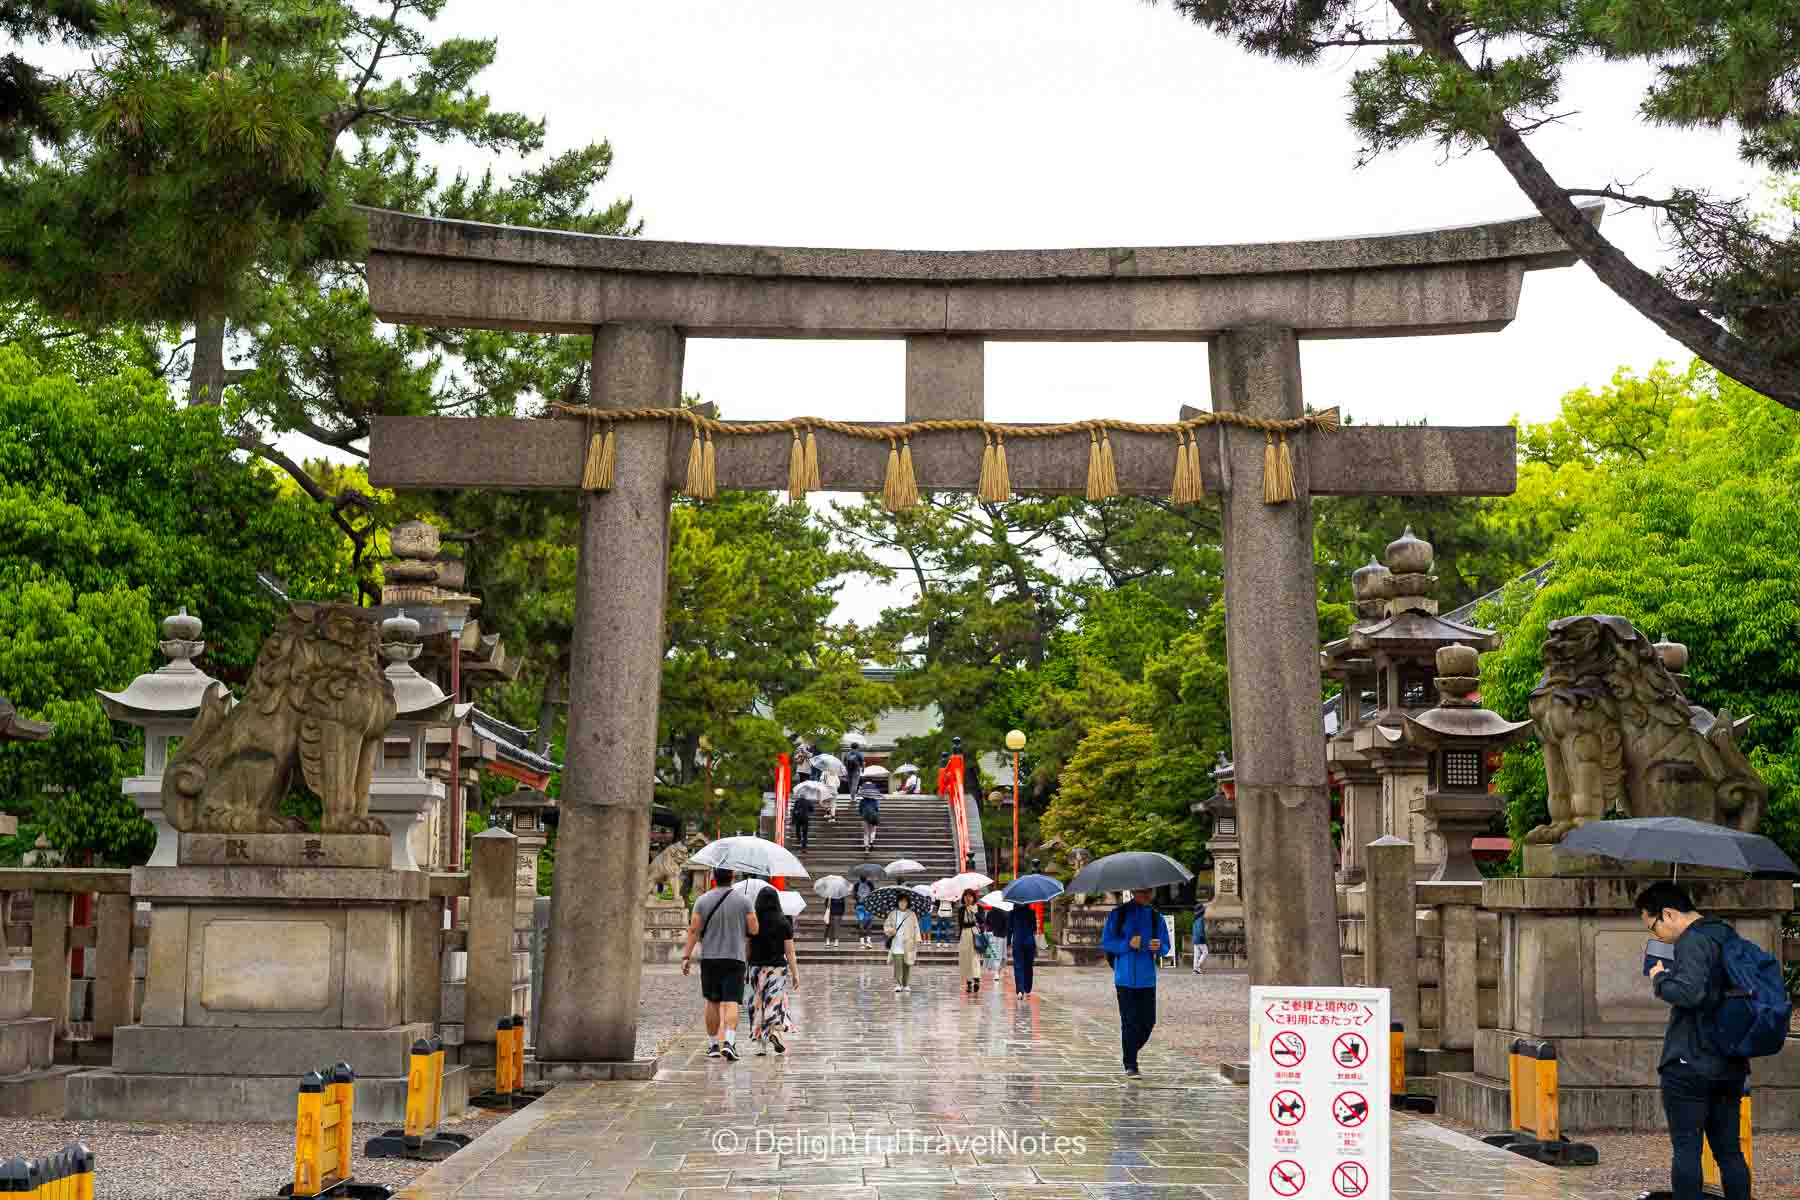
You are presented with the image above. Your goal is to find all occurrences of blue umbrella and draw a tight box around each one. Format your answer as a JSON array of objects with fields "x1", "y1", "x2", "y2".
[{"x1": 1001, "y1": 873, "x2": 1065, "y2": 904}]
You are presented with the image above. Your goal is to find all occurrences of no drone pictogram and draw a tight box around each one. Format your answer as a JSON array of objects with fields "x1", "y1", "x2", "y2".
[
  {"x1": 1332, "y1": 1160, "x2": 1370, "y2": 1197},
  {"x1": 1269, "y1": 1160, "x2": 1306, "y2": 1196},
  {"x1": 1269, "y1": 1030, "x2": 1306, "y2": 1068},
  {"x1": 1269, "y1": 1090, "x2": 1305, "y2": 1127},
  {"x1": 1333, "y1": 1031, "x2": 1368, "y2": 1069}
]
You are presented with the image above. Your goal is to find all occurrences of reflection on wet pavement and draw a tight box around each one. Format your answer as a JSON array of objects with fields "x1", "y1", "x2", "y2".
[{"x1": 395, "y1": 963, "x2": 1610, "y2": 1198}]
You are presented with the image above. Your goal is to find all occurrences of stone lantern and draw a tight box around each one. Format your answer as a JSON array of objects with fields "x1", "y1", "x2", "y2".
[
  {"x1": 369, "y1": 610, "x2": 468, "y2": 871},
  {"x1": 1322, "y1": 556, "x2": 1391, "y2": 883},
  {"x1": 1192, "y1": 752, "x2": 1244, "y2": 963},
  {"x1": 1396, "y1": 644, "x2": 1533, "y2": 882},
  {"x1": 95, "y1": 609, "x2": 222, "y2": 866},
  {"x1": 1345, "y1": 527, "x2": 1501, "y2": 878},
  {"x1": 492, "y1": 788, "x2": 554, "y2": 930}
]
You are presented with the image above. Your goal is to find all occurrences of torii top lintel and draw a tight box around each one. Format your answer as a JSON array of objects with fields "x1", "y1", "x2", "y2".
[{"x1": 359, "y1": 203, "x2": 1599, "y2": 340}]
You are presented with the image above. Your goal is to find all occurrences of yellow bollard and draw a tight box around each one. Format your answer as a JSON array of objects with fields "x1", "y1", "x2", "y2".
[
  {"x1": 70, "y1": 1145, "x2": 91, "y2": 1200},
  {"x1": 495, "y1": 1017, "x2": 515, "y2": 1096},
  {"x1": 510, "y1": 1013, "x2": 527, "y2": 1091},
  {"x1": 293, "y1": 1070, "x2": 326, "y2": 1197},
  {"x1": 1531, "y1": 1041, "x2": 1560, "y2": 1143},
  {"x1": 427, "y1": 1035, "x2": 446, "y2": 1128},
  {"x1": 1388, "y1": 1021, "x2": 1405, "y2": 1101},
  {"x1": 402, "y1": 1040, "x2": 433, "y2": 1147},
  {"x1": 1701, "y1": 1080, "x2": 1753, "y2": 1193},
  {"x1": 328, "y1": 1062, "x2": 356, "y2": 1188}
]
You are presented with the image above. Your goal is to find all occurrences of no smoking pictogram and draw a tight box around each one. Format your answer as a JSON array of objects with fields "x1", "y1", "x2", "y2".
[
  {"x1": 1269, "y1": 1160, "x2": 1306, "y2": 1196},
  {"x1": 1333, "y1": 1032, "x2": 1368, "y2": 1068},
  {"x1": 1270, "y1": 1030, "x2": 1306, "y2": 1068},
  {"x1": 1269, "y1": 1090, "x2": 1306, "y2": 1126},
  {"x1": 1332, "y1": 1090, "x2": 1371, "y2": 1128},
  {"x1": 1332, "y1": 1160, "x2": 1370, "y2": 1197}
]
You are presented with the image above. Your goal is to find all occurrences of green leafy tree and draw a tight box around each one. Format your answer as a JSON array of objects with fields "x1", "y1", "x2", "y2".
[
  {"x1": 1041, "y1": 718, "x2": 1209, "y2": 865},
  {"x1": 0, "y1": 347, "x2": 351, "y2": 862},
  {"x1": 1480, "y1": 362, "x2": 1800, "y2": 864},
  {"x1": 1159, "y1": 3, "x2": 1800, "y2": 409}
]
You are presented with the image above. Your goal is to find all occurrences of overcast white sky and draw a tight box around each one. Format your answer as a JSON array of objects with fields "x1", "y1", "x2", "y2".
[{"x1": 361, "y1": 2, "x2": 1756, "y2": 624}]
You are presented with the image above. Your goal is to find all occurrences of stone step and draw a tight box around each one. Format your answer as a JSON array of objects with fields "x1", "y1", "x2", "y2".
[
  {"x1": 63, "y1": 1063, "x2": 468, "y2": 1124},
  {"x1": 0, "y1": 1064, "x2": 83, "y2": 1117}
]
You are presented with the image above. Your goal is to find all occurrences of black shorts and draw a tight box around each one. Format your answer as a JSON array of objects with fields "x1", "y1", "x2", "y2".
[
  {"x1": 699, "y1": 959, "x2": 746, "y2": 1003},
  {"x1": 862, "y1": 812, "x2": 879, "y2": 826}
]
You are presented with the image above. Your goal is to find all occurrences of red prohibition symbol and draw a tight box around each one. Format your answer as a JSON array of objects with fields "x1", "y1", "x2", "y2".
[
  {"x1": 1270, "y1": 1030, "x2": 1307, "y2": 1068},
  {"x1": 1269, "y1": 1160, "x2": 1306, "y2": 1196},
  {"x1": 1333, "y1": 1032, "x2": 1368, "y2": 1068},
  {"x1": 1332, "y1": 1160, "x2": 1370, "y2": 1197},
  {"x1": 1270, "y1": 1090, "x2": 1306, "y2": 1126},
  {"x1": 1333, "y1": 1090, "x2": 1371, "y2": 1128}
]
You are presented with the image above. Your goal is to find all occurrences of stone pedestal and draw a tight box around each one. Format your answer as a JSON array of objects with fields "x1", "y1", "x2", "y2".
[
  {"x1": 642, "y1": 898, "x2": 689, "y2": 964},
  {"x1": 1055, "y1": 901, "x2": 1115, "y2": 966},
  {"x1": 66, "y1": 864, "x2": 457, "y2": 1122},
  {"x1": 1437, "y1": 874, "x2": 1800, "y2": 1131}
]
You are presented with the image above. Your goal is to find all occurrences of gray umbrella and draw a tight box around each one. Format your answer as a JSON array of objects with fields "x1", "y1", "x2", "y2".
[
  {"x1": 1068, "y1": 851, "x2": 1194, "y2": 894},
  {"x1": 1556, "y1": 817, "x2": 1799, "y2": 877}
]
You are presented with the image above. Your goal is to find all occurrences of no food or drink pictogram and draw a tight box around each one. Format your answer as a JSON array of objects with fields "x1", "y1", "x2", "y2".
[
  {"x1": 1333, "y1": 1032, "x2": 1368, "y2": 1068},
  {"x1": 1332, "y1": 1160, "x2": 1370, "y2": 1197},
  {"x1": 1269, "y1": 1160, "x2": 1306, "y2": 1196},
  {"x1": 1270, "y1": 1030, "x2": 1306, "y2": 1068},
  {"x1": 1270, "y1": 1090, "x2": 1306, "y2": 1126},
  {"x1": 1332, "y1": 1091, "x2": 1370, "y2": 1128}
]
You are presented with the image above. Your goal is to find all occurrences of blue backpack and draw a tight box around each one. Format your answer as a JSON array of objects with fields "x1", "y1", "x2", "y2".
[{"x1": 1702, "y1": 931, "x2": 1793, "y2": 1059}]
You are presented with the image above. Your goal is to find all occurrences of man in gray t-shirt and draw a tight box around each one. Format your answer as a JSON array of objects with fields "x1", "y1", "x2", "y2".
[{"x1": 682, "y1": 867, "x2": 758, "y2": 1060}]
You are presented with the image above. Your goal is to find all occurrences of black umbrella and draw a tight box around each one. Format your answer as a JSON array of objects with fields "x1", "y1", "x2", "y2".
[
  {"x1": 1068, "y1": 851, "x2": 1194, "y2": 894},
  {"x1": 849, "y1": 862, "x2": 886, "y2": 880},
  {"x1": 1556, "y1": 817, "x2": 1799, "y2": 877},
  {"x1": 861, "y1": 885, "x2": 916, "y2": 919}
]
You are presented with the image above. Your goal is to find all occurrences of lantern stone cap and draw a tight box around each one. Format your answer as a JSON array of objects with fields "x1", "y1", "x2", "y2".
[
  {"x1": 1384, "y1": 525, "x2": 1434, "y2": 574},
  {"x1": 1348, "y1": 609, "x2": 1500, "y2": 655},
  {"x1": 494, "y1": 788, "x2": 554, "y2": 810},
  {"x1": 97, "y1": 609, "x2": 222, "y2": 721},
  {"x1": 0, "y1": 694, "x2": 53, "y2": 741},
  {"x1": 1401, "y1": 707, "x2": 1534, "y2": 747}
]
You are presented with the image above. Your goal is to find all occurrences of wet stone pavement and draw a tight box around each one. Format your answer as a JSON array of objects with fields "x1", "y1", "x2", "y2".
[{"x1": 396, "y1": 963, "x2": 1611, "y2": 1199}]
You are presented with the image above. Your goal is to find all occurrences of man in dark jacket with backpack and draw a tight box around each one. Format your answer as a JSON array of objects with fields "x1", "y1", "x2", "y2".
[{"x1": 1637, "y1": 881, "x2": 1752, "y2": 1200}]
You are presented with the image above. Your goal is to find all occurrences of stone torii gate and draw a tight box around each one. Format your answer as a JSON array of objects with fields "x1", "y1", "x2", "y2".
[{"x1": 362, "y1": 205, "x2": 1592, "y2": 1073}]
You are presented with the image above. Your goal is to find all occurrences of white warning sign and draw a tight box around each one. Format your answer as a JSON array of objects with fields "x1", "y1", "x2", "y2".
[{"x1": 1250, "y1": 986, "x2": 1390, "y2": 1200}]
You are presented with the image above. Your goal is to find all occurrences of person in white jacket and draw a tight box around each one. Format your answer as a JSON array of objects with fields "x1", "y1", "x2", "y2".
[{"x1": 884, "y1": 892, "x2": 923, "y2": 993}]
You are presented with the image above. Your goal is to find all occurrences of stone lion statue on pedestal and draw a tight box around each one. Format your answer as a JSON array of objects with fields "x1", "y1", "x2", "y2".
[
  {"x1": 163, "y1": 604, "x2": 395, "y2": 834},
  {"x1": 1525, "y1": 614, "x2": 1765, "y2": 843},
  {"x1": 646, "y1": 832, "x2": 709, "y2": 898}
]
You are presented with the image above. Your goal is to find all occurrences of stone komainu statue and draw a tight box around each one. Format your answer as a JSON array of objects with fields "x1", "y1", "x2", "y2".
[
  {"x1": 163, "y1": 604, "x2": 396, "y2": 834},
  {"x1": 646, "y1": 840, "x2": 693, "y2": 898},
  {"x1": 1525, "y1": 614, "x2": 1765, "y2": 844}
]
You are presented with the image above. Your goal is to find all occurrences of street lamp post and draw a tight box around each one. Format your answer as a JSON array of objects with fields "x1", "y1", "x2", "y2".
[
  {"x1": 1005, "y1": 729, "x2": 1027, "y2": 881},
  {"x1": 714, "y1": 788, "x2": 724, "y2": 842},
  {"x1": 699, "y1": 734, "x2": 715, "y2": 840}
]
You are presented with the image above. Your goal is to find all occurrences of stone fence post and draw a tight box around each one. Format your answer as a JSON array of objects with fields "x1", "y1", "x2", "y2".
[
  {"x1": 466, "y1": 827, "x2": 517, "y2": 1051},
  {"x1": 1365, "y1": 836, "x2": 1418, "y2": 1048},
  {"x1": 1418, "y1": 880, "x2": 1481, "y2": 1053}
]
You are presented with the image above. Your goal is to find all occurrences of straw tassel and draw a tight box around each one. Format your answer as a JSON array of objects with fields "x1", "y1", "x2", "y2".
[
  {"x1": 1187, "y1": 427, "x2": 1204, "y2": 498},
  {"x1": 1262, "y1": 431, "x2": 1297, "y2": 504},
  {"x1": 1086, "y1": 428, "x2": 1118, "y2": 501},
  {"x1": 991, "y1": 432, "x2": 1009, "y2": 501},
  {"x1": 788, "y1": 429, "x2": 807, "y2": 505},
  {"x1": 804, "y1": 428, "x2": 821, "y2": 492},
  {"x1": 582, "y1": 421, "x2": 616, "y2": 492},
  {"x1": 685, "y1": 423, "x2": 708, "y2": 499},
  {"x1": 1086, "y1": 430, "x2": 1104, "y2": 500},
  {"x1": 897, "y1": 436, "x2": 919, "y2": 508},
  {"x1": 979, "y1": 432, "x2": 998, "y2": 501},
  {"x1": 700, "y1": 430, "x2": 717, "y2": 500},
  {"x1": 883, "y1": 436, "x2": 904, "y2": 512},
  {"x1": 1100, "y1": 430, "x2": 1117, "y2": 497},
  {"x1": 1170, "y1": 431, "x2": 1192, "y2": 504}
]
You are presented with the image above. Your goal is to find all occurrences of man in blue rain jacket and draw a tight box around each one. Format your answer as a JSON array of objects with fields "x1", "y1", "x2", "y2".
[{"x1": 1100, "y1": 888, "x2": 1171, "y2": 1078}]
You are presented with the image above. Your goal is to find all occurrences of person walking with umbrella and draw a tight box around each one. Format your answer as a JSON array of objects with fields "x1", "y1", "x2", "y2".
[
  {"x1": 859, "y1": 787, "x2": 880, "y2": 852},
  {"x1": 884, "y1": 891, "x2": 923, "y2": 993},
  {"x1": 746, "y1": 886, "x2": 799, "y2": 1055},
  {"x1": 681, "y1": 867, "x2": 759, "y2": 1062},
  {"x1": 789, "y1": 783, "x2": 816, "y2": 850},
  {"x1": 956, "y1": 888, "x2": 985, "y2": 994},
  {"x1": 999, "y1": 873, "x2": 1064, "y2": 997},
  {"x1": 981, "y1": 894, "x2": 1010, "y2": 979},
  {"x1": 1100, "y1": 888, "x2": 1172, "y2": 1078}
]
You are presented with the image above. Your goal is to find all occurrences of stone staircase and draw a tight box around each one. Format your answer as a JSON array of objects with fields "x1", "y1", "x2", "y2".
[{"x1": 783, "y1": 794, "x2": 969, "y2": 963}]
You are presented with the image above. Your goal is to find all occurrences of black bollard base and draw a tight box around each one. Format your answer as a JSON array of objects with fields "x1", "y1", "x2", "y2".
[
  {"x1": 1503, "y1": 1136, "x2": 1599, "y2": 1168},
  {"x1": 363, "y1": 1130, "x2": 471, "y2": 1161}
]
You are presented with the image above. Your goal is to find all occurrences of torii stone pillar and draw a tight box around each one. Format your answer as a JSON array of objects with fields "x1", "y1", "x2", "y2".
[{"x1": 360, "y1": 203, "x2": 1593, "y2": 1059}]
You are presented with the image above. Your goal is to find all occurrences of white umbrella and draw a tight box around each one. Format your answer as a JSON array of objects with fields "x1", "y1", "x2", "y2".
[
  {"x1": 809, "y1": 753, "x2": 847, "y2": 778},
  {"x1": 930, "y1": 871, "x2": 994, "y2": 901},
  {"x1": 910, "y1": 884, "x2": 933, "y2": 898},
  {"x1": 978, "y1": 889, "x2": 1014, "y2": 911},
  {"x1": 812, "y1": 874, "x2": 851, "y2": 900},
  {"x1": 860, "y1": 763, "x2": 890, "y2": 778},
  {"x1": 894, "y1": 763, "x2": 920, "y2": 775},
  {"x1": 735, "y1": 877, "x2": 808, "y2": 917},
  {"x1": 691, "y1": 835, "x2": 809, "y2": 879},
  {"x1": 885, "y1": 858, "x2": 925, "y2": 877},
  {"x1": 791, "y1": 779, "x2": 833, "y2": 802}
]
